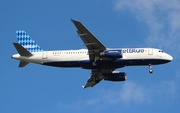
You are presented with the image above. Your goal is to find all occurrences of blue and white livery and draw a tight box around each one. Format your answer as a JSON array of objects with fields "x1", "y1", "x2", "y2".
[
  {"x1": 16, "y1": 30, "x2": 43, "y2": 52},
  {"x1": 11, "y1": 19, "x2": 173, "y2": 88}
]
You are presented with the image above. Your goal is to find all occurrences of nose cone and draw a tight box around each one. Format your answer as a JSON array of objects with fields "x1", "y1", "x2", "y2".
[{"x1": 167, "y1": 54, "x2": 173, "y2": 61}]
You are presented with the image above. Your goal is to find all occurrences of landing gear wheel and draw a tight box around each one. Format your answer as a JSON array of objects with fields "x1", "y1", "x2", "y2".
[
  {"x1": 149, "y1": 69, "x2": 153, "y2": 73},
  {"x1": 149, "y1": 64, "x2": 153, "y2": 74}
]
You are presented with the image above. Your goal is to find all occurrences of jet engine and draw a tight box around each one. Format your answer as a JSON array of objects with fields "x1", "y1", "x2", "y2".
[
  {"x1": 104, "y1": 72, "x2": 126, "y2": 82},
  {"x1": 100, "y1": 50, "x2": 122, "y2": 58}
]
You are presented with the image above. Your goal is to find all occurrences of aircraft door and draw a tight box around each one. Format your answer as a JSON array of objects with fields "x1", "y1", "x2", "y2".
[
  {"x1": 148, "y1": 48, "x2": 153, "y2": 55},
  {"x1": 42, "y1": 52, "x2": 47, "y2": 59}
]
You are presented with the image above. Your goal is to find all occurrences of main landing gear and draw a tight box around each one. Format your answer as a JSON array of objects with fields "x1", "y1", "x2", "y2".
[
  {"x1": 149, "y1": 64, "x2": 153, "y2": 74},
  {"x1": 92, "y1": 55, "x2": 99, "y2": 66},
  {"x1": 92, "y1": 62, "x2": 97, "y2": 66}
]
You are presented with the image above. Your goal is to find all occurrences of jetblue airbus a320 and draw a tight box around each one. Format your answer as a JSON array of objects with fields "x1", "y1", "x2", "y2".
[{"x1": 11, "y1": 19, "x2": 173, "y2": 88}]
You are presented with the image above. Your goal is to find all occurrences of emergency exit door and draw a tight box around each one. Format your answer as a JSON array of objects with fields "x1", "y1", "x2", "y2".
[
  {"x1": 42, "y1": 52, "x2": 47, "y2": 59},
  {"x1": 148, "y1": 48, "x2": 153, "y2": 55}
]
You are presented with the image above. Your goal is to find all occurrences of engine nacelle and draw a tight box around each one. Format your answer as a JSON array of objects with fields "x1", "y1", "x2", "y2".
[
  {"x1": 100, "y1": 50, "x2": 122, "y2": 58},
  {"x1": 104, "y1": 72, "x2": 126, "y2": 82}
]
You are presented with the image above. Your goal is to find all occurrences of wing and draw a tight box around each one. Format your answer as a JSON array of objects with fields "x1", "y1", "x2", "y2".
[
  {"x1": 72, "y1": 19, "x2": 114, "y2": 88},
  {"x1": 82, "y1": 69, "x2": 114, "y2": 89},
  {"x1": 72, "y1": 19, "x2": 106, "y2": 61}
]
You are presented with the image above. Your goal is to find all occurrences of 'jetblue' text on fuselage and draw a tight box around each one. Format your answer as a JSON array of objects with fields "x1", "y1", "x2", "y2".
[{"x1": 122, "y1": 48, "x2": 144, "y2": 53}]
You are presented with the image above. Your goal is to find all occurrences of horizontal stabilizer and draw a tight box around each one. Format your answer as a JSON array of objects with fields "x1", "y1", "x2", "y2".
[
  {"x1": 13, "y1": 42, "x2": 32, "y2": 56},
  {"x1": 19, "y1": 61, "x2": 29, "y2": 67}
]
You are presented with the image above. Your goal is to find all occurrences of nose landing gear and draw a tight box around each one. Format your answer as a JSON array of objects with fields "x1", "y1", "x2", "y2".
[{"x1": 149, "y1": 64, "x2": 153, "y2": 73}]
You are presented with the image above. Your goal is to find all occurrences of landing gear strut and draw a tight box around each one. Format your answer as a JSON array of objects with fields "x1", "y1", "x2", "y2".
[
  {"x1": 92, "y1": 55, "x2": 99, "y2": 66},
  {"x1": 92, "y1": 62, "x2": 97, "y2": 66},
  {"x1": 149, "y1": 64, "x2": 153, "y2": 73}
]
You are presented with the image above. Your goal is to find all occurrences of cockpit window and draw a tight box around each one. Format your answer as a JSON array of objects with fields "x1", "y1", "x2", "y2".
[{"x1": 159, "y1": 50, "x2": 164, "y2": 52}]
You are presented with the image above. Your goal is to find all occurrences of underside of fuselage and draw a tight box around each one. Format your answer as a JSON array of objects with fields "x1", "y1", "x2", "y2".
[{"x1": 42, "y1": 59, "x2": 171, "y2": 69}]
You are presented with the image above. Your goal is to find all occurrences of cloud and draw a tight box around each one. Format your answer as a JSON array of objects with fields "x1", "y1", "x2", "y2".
[
  {"x1": 86, "y1": 82, "x2": 150, "y2": 106},
  {"x1": 86, "y1": 81, "x2": 151, "y2": 105},
  {"x1": 56, "y1": 74, "x2": 179, "y2": 111},
  {"x1": 114, "y1": 0, "x2": 180, "y2": 55},
  {"x1": 56, "y1": 81, "x2": 150, "y2": 112},
  {"x1": 118, "y1": 81, "x2": 150, "y2": 103}
]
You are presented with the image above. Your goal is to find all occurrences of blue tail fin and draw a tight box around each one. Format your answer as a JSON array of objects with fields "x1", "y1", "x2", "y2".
[{"x1": 16, "y1": 30, "x2": 43, "y2": 52}]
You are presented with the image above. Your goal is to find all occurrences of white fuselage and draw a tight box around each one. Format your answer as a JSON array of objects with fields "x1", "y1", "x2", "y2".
[{"x1": 12, "y1": 48, "x2": 173, "y2": 69}]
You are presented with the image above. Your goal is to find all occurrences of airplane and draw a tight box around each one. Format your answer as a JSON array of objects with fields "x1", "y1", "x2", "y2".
[{"x1": 11, "y1": 19, "x2": 173, "y2": 89}]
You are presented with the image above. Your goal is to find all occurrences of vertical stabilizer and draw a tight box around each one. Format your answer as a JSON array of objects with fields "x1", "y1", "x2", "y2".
[{"x1": 16, "y1": 30, "x2": 43, "y2": 52}]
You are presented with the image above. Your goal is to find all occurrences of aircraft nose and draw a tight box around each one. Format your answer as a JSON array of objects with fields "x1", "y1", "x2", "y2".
[{"x1": 167, "y1": 54, "x2": 173, "y2": 61}]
